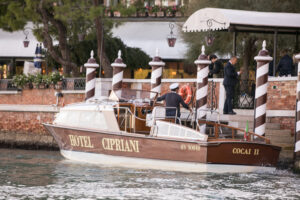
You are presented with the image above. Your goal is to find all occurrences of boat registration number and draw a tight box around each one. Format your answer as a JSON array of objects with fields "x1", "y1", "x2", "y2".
[{"x1": 180, "y1": 144, "x2": 201, "y2": 151}]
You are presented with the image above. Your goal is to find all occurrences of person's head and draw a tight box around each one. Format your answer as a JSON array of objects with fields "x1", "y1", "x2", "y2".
[
  {"x1": 169, "y1": 83, "x2": 179, "y2": 92},
  {"x1": 281, "y1": 49, "x2": 288, "y2": 55},
  {"x1": 209, "y1": 54, "x2": 218, "y2": 63},
  {"x1": 230, "y1": 56, "x2": 238, "y2": 65}
]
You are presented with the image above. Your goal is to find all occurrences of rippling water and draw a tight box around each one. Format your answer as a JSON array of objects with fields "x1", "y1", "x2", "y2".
[{"x1": 0, "y1": 148, "x2": 299, "y2": 200}]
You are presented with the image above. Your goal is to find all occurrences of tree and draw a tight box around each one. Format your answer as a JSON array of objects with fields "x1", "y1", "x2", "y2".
[
  {"x1": 184, "y1": 0, "x2": 300, "y2": 80},
  {"x1": 0, "y1": 0, "x2": 127, "y2": 77},
  {"x1": 46, "y1": 34, "x2": 151, "y2": 77}
]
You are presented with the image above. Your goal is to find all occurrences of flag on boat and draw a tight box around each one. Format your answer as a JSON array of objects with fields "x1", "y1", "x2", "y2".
[
  {"x1": 244, "y1": 120, "x2": 249, "y2": 141},
  {"x1": 34, "y1": 43, "x2": 43, "y2": 69}
]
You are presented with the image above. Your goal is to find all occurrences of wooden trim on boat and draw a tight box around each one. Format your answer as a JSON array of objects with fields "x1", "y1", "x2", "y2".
[{"x1": 198, "y1": 120, "x2": 270, "y2": 144}]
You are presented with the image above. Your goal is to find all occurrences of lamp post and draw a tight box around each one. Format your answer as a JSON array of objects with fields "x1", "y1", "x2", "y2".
[{"x1": 167, "y1": 23, "x2": 177, "y2": 47}]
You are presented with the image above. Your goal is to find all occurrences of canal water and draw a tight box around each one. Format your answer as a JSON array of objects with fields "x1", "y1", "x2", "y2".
[{"x1": 0, "y1": 149, "x2": 299, "y2": 200}]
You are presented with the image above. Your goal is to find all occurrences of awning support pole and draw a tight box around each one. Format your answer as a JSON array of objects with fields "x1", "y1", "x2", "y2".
[
  {"x1": 296, "y1": 32, "x2": 299, "y2": 52},
  {"x1": 233, "y1": 31, "x2": 237, "y2": 56},
  {"x1": 273, "y1": 30, "x2": 278, "y2": 76}
]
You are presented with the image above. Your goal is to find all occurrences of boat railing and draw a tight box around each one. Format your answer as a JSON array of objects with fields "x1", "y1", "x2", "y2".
[
  {"x1": 147, "y1": 106, "x2": 181, "y2": 126},
  {"x1": 197, "y1": 120, "x2": 271, "y2": 144},
  {"x1": 113, "y1": 106, "x2": 160, "y2": 133},
  {"x1": 113, "y1": 106, "x2": 133, "y2": 132},
  {"x1": 113, "y1": 105, "x2": 181, "y2": 133}
]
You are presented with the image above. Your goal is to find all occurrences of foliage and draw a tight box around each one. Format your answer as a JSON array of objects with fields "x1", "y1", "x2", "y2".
[
  {"x1": 119, "y1": 5, "x2": 136, "y2": 17},
  {"x1": 46, "y1": 33, "x2": 151, "y2": 72},
  {"x1": 12, "y1": 73, "x2": 63, "y2": 89},
  {"x1": 33, "y1": 74, "x2": 43, "y2": 86},
  {"x1": 12, "y1": 74, "x2": 28, "y2": 89},
  {"x1": 51, "y1": 72, "x2": 63, "y2": 84},
  {"x1": 184, "y1": 0, "x2": 300, "y2": 78},
  {"x1": 42, "y1": 74, "x2": 52, "y2": 85}
]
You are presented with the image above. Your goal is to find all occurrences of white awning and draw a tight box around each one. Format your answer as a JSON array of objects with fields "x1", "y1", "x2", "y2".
[{"x1": 183, "y1": 8, "x2": 300, "y2": 33}]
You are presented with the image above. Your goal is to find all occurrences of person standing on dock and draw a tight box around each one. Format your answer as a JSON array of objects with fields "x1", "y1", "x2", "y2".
[
  {"x1": 208, "y1": 54, "x2": 223, "y2": 78},
  {"x1": 157, "y1": 83, "x2": 192, "y2": 122},
  {"x1": 223, "y1": 56, "x2": 242, "y2": 115}
]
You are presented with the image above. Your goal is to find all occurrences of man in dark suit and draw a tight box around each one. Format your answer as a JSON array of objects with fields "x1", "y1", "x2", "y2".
[
  {"x1": 209, "y1": 54, "x2": 223, "y2": 78},
  {"x1": 276, "y1": 50, "x2": 294, "y2": 76},
  {"x1": 223, "y1": 56, "x2": 241, "y2": 115}
]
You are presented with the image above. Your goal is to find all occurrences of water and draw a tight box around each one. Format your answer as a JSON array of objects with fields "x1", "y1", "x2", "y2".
[{"x1": 0, "y1": 149, "x2": 299, "y2": 200}]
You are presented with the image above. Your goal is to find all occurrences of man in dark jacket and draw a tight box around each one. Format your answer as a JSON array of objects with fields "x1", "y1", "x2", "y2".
[
  {"x1": 223, "y1": 56, "x2": 241, "y2": 115},
  {"x1": 276, "y1": 51, "x2": 294, "y2": 76},
  {"x1": 209, "y1": 54, "x2": 223, "y2": 78},
  {"x1": 157, "y1": 83, "x2": 192, "y2": 121}
]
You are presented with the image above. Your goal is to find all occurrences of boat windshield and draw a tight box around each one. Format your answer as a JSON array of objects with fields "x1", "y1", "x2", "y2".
[{"x1": 109, "y1": 88, "x2": 158, "y2": 103}]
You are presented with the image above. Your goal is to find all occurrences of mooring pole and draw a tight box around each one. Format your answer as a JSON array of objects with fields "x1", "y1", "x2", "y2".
[
  {"x1": 84, "y1": 50, "x2": 99, "y2": 101},
  {"x1": 294, "y1": 53, "x2": 300, "y2": 172},
  {"x1": 149, "y1": 48, "x2": 165, "y2": 99},
  {"x1": 253, "y1": 41, "x2": 273, "y2": 136},
  {"x1": 111, "y1": 50, "x2": 126, "y2": 97},
  {"x1": 194, "y1": 45, "x2": 211, "y2": 133}
]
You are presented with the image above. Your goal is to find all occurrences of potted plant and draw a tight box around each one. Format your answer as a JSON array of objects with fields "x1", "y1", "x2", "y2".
[
  {"x1": 166, "y1": 6, "x2": 177, "y2": 17},
  {"x1": 42, "y1": 74, "x2": 52, "y2": 88},
  {"x1": 26, "y1": 74, "x2": 35, "y2": 89},
  {"x1": 178, "y1": 5, "x2": 186, "y2": 17},
  {"x1": 51, "y1": 72, "x2": 63, "y2": 90},
  {"x1": 120, "y1": 5, "x2": 137, "y2": 17},
  {"x1": 112, "y1": 5, "x2": 121, "y2": 17},
  {"x1": 148, "y1": 5, "x2": 158, "y2": 17},
  {"x1": 156, "y1": 6, "x2": 165, "y2": 17},
  {"x1": 33, "y1": 73, "x2": 43, "y2": 89},
  {"x1": 12, "y1": 74, "x2": 27, "y2": 90},
  {"x1": 138, "y1": 7, "x2": 146, "y2": 17},
  {"x1": 105, "y1": 7, "x2": 113, "y2": 17}
]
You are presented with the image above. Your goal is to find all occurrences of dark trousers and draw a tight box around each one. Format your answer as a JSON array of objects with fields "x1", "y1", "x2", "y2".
[
  {"x1": 224, "y1": 85, "x2": 234, "y2": 113},
  {"x1": 166, "y1": 108, "x2": 180, "y2": 123}
]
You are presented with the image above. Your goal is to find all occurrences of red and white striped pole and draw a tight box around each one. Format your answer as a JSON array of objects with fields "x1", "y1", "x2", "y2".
[
  {"x1": 194, "y1": 45, "x2": 211, "y2": 133},
  {"x1": 111, "y1": 50, "x2": 126, "y2": 97},
  {"x1": 253, "y1": 41, "x2": 273, "y2": 136},
  {"x1": 150, "y1": 48, "x2": 165, "y2": 99},
  {"x1": 84, "y1": 50, "x2": 99, "y2": 101},
  {"x1": 295, "y1": 53, "x2": 300, "y2": 169}
]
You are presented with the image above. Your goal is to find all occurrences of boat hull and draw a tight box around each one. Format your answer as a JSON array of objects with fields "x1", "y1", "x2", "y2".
[
  {"x1": 44, "y1": 124, "x2": 281, "y2": 173},
  {"x1": 60, "y1": 149, "x2": 275, "y2": 173}
]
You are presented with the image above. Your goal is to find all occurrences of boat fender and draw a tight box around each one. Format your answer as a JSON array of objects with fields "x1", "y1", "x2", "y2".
[{"x1": 179, "y1": 85, "x2": 192, "y2": 104}]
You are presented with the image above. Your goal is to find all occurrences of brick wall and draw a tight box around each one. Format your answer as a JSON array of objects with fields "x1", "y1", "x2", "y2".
[
  {"x1": 267, "y1": 80, "x2": 297, "y2": 110},
  {"x1": 0, "y1": 88, "x2": 85, "y2": 106},
  {"x1": 0, "y1": 111, "x2": 55, "y2": 135}
]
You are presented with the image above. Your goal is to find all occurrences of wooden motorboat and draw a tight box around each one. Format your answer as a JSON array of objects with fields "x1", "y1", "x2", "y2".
[{"x1": 44, "y1": 89, "x2": 281, "y2": 173}]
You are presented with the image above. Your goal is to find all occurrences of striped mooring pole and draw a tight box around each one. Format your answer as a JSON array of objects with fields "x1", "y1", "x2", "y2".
[
  {"x1": 253, "y1": 41, "x2": 273, "y2": 136},
  {"x1": 295, "y1": 53, "x2": 300, "y2": 171},
  {"x1": 84, "y1": 50, "x2": 99, "y2": 101},
  {"x1": 111, "y1": 50, "x2": 126, "y2": 97},
  {"x1": 194, "y1": 45, "x2": 211, "y2": 133},
  {"x1": 150, "y1": 48, "x2": 165, "y2": 99}
]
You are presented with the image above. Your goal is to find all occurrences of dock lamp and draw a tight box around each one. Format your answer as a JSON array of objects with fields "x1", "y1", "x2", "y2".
[
  {"x1": 23, "y1": 27, "x2": 32, "y2": 48},
  {"x1": 167, "y1": 23, "x2": 177, "y2": 47}
]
